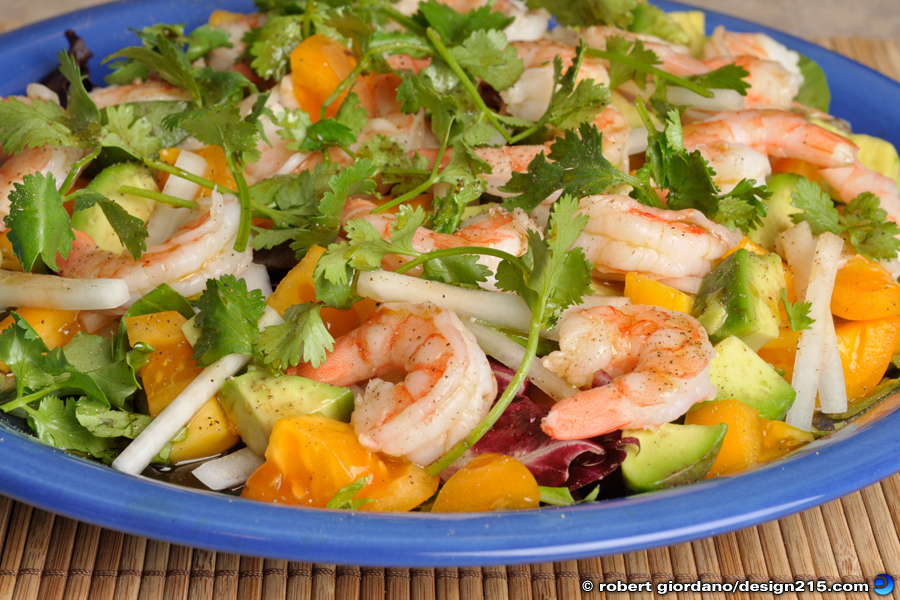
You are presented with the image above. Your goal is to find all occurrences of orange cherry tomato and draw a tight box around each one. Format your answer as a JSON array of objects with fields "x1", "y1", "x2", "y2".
[
  {"x1": 241, "y1": 415, "x2": 438, "y2": 511},
  {"x1": 831, "y1": 254, "x2": 900, "y2": 320},
  {"x1": 289, "y1": 35, "x2": 357, "y2": 122},
  {"x1": 431, "y1": 453, "x2": 540, "y2": 512}
]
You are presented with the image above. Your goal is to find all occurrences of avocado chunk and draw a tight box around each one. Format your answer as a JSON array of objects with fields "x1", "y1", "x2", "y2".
[
  {"x1": 219, "y1": 370, "x2": 354, "y2": 456},
  {"x1": 852, "y1": 133, "x2": 900, "y2": 185},
  {"x1": 705, "y1": 336, "x2": 795, "y2": 420},
  {"x1": 747, "y1": 173, "x2": 805, "y2": 252},
  {"x1": 621, "y1": 422, "x2": 727, "y2": 493},
  {"x1": 691, "y1": 249, "x2": 785, "y2": 351},
  {"x1": 72, "y1": 162, "x2": 158, "y2": 254}
]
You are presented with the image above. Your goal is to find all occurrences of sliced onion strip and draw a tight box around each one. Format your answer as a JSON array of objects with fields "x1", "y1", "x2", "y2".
[
  {"x1": 192, "y1": 447, "x2": 265, "y2": 490},
  {"x1": 0, "y1": 270, "x2": 129, "y2": 310},
  {"x1": 465, "y1": 319, "x2": 578, "y2": 401},
  {"x1": 785, "y1": 232, "x2": 844, "y2": 430}
]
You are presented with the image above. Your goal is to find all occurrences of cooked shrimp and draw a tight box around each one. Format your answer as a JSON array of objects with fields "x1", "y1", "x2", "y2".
[
  {"x1": 573, "y1": 194, "x2": 742, "y2": 293},
  {"x1": 688, "y1": 139, "x2": 772, "y2": 193},
  {"x1": 541, "y1": 303, "x2": 717, "y2": 440},
  {"x1": 0, "y1": 145, "x2": 86, "y2": 231},
  {"x1": 820, "y1": 161, "x2": 900, "y2": 223},
  {"x1": 343, "y1": 197, "x2": 535, "y2": 290},
  {"x1": 290, "y1": 302, "x2": 497, "y2": 465},
  {"x1": 682, "y1": 110, "x2": 858, "y2": 168},
  {"x1": 88, "y1": 80, "x2": 191, "y2": 109},
  {"x1": 57, "y1": 191, "x2": 252, "y2": 307},
  {"x1": 703, "y1": 26, "x2": 802, "y2": 78}
]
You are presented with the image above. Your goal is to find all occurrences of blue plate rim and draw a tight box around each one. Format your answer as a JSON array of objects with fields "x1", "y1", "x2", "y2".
[{"x1": 0, "y1": 0, "x2": 898, "y2": 568}]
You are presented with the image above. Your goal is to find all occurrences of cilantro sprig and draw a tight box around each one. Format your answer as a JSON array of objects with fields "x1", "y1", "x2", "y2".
[
  {"x1": 789, "y1": 178, "x2": 900, "y2": 261},
  {"x1": 780, "y1": 288, "x2": 814, "y2": 331}
]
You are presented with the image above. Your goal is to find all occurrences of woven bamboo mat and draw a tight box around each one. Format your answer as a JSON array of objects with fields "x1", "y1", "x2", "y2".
[{"x1": 1, "y1": 35, "x2": 900, "y2": 600}]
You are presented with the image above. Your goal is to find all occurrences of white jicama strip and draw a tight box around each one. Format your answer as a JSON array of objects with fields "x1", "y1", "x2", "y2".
[
  {"x1": 192, "y1": 447, "x2": 265, "y2": 491},
  {"x1": 0, "y1": 270, "x2": 129, "y2": 310},
  {"x1": 465, "y1": 319, "x2": 578, "y2": 401},
  {"x1": 162, "y1": 149, "x2": 207, "y2": 201},
  {"x1": 112, "y1": 307, "x2": 284, "y2": 476},
  {"x1": 357, "y1": 270, "x2": 535, "y2": 334},
  {"x1": 785, "y1": 232, "x2": 844, "y2": 431},
  {"x1": 779, "y1": 221, "x2": 816, "y2": 298},
  {"x1": 667, "y1": 87, "x2": 745, "y2": 112},
  {"x1": 239, "y1": 263, "x2": 273, "y2": 298}
]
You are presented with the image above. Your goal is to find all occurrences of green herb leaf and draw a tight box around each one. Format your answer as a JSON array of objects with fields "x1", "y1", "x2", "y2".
[
  {"x1": 524, "y1": 0, "x2": 637, "y2": 29},
  {"x1": 449, "y1": 29, "x2": 523, "y2": 91},
  {"x1": 71, "y1": 189, "x2": 149, "y2": 260},
  {"x1": 789, "y1": 177, "x2": 844, "y2": 234},
  {"x1": 24, "y1": 396, "x2": 116, "y2": 461},
  {"x1": 5, "y1": 172, "x2": 75, "y2": 272},
  {"x1": 64, "y1": 332, "x2": 141, "y2": 410},
  {"x1": 75, "y1": 396, "x2": 152, "y2": 439},
  {"x1": 0, "y1": 98, "x2": 79, "y2": 155},
  {"x1": 192, "y1": 275, "x2": 267, "y2": 366},
  {"x1": 795, "y1": 53, "x2": 830, "y2": 113},
  {"x1": 500, "y1": 123, "x2": 652, "y2": 212},
  {"x1": 104, "y1": 34, "x2": 202, "y2": 106},
  {"x1": 780, "y1": 288, "x2": 814, "y2": 331},
  {"x1": 249, "y1": 15, "x2": 305, "y2": 81},
  {"x1": 415, "y1": 0, "x2": 513, "y2": 44},
  {"x1": 258, "y1": 303, "x2": 336, "y2": 369},
  {"x1": 58, "y1": 50, "x2": 101, "y2": 130}
]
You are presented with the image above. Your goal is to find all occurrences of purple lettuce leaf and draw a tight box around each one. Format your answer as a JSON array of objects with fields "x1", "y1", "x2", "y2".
[{"x1": 446, "y1": 374, "x2": 636, "y2": 490}]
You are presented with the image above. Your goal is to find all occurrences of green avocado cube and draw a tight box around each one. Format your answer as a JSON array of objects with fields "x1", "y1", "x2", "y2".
[
  {"x1": 691, "y1": 249, "x2": 785, "y2": 351},
  {"x1": 219, "y1": 370, "x2": 354, "y2": 456},
  {"x1": 621, "y1": 423, "x2": 727, "y2": 493}
]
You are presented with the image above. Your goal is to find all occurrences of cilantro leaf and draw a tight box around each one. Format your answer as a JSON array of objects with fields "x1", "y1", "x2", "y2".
[
  {"x1": 257, "y1": 303, "x2": 335, "y2": 369},
  {"x1": 300, "y1": 92, "x2": 368, "y2": 152},
  {"x1": 98, "y1": 104, "x2": 163, "y2": 157},
  {"x1": 71, "y1": 189, "x2": 149, "y2": 260},
  {"x1": 449, "y1": 29, "x2": 523, "y2": 91},
  {"x1": 0, "y1": 314, "x2": 55, "y2": 397},
  {"x1": 185, "y1": 24, "x2": 233, "y2": 61},
  {"x1": 249, "y1": 15, "x2": 305, "y2": 81},
  {"x1": 58, "y1": 50, "x2": 100, "y2": 130},
  {"x1": 790, "y1": 180, "x2": 899, "y2": 261},
  {"x1": 500, "y1": 123, "x2": 653, "y2": 212},
  {"x1": 24, "y1": 396, "x2": 116, "y2": 461},
  {"x1": 75, "y1": 396, "x2": 152, "y2": 439},
  {"x1": 605, "y1": 35, "x2": 659, "y2": 90},
  {"x1": 780, "y1": 288, "x2": 814, "y2": 331},
  {"x1": 104, "y1": 34, "x2": 201, "y2": 106},
  {"x1": 192, "y1": 275, "x2": 267, "y2": 366},
  {"x1": 687, "y1": 63, "x2": 750, "y2": 96},
  {"x1": 415, "y1": 0, "x2": 513, "y2": 44},
  {"x1": 5, "y1": 172, "x2": 75, "y2": 272},
  {"x1": 790, "y1": 177, "x2": 844, "y2": 234},
  {"x1": 64, "y1": 332, "x2": 141, "y2": 409},
  {"x1": 0, "y1": 98, "x2": 79, "y2": 154},
  {"x1": 540, "y1": 48, "x2": 611, "y2": 131}
]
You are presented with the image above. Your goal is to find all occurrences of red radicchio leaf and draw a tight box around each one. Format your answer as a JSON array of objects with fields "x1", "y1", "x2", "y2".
[{"x1": 446, "y1": 391, "x2": 634, "y2": 490}]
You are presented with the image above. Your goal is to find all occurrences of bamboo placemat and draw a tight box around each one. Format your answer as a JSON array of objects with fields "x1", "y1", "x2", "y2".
[{"x1": 1, "y1": 35, "x2": 900, "y2": 600}]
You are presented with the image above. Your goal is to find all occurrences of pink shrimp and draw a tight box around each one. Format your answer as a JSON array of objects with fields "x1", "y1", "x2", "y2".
[
  {"x1": 573, "y1": 194, "x2": 742, "y2": 293},
  {"x1": 682, "y1": 110, "x2": 858, "y2": 168},
  {"x1": 541, "y1": 304, "x2": 717, "y2": 440},
  {"x1": 57, "y1": 192, "x2": 252, "y2": 307},
  {"x1": 88, "y1": 80, "x2": 191, "y2": 109},
  {"x1": 290, "y1": 302, "x2": 497, "y2": 465}
]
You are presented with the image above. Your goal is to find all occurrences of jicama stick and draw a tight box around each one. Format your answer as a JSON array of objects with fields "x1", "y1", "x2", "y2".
[
  {"x1": 112, "y1": 306, "x2": 284, "y2": 475},
  {"x1": 780, "y1": 225, "x2": 848, "y2": 414},
  {"x1": 465, "y1": 320, "x2": 578, "y2": 401},
  {"x1": 785, "y1": 232, "x2": 844, "y2": 430},
  {"x1": 357, "y1": 270, "x2": 537, "y2": 335},
  {"x1": 192, "y1": 447, "x2": 264, "y2": 490},
  {"x1": 0, "y1": 270, "x2": 130, "y2": 310}
]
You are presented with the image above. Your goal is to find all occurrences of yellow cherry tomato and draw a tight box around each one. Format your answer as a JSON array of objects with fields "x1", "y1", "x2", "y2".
[{"x1": 431, "y1": 453, "x2": 540, "y2": 512}]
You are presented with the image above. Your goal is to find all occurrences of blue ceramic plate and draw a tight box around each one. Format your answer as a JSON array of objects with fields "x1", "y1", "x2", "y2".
[{"x1": 0, "y1": 0, "x2": 898, "y2": 568}]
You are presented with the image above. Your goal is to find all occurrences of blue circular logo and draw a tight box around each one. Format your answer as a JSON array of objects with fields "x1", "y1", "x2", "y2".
[{"x1": 874, "y1": 574, "x2": 894, "y2": 596}]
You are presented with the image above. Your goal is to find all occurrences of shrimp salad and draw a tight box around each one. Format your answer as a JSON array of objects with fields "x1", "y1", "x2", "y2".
[{"x1": 0, "y1": 0, "x2": 899, "y2": 513}]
